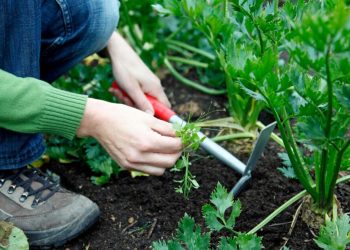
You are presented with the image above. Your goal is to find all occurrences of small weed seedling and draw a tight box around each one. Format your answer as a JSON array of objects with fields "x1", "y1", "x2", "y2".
[
  {"x1": 172, "y1": 122, "x2": 205, "y2": 198},
  {"x1": 152, "y1": 183, "x2": 262, "y2": 250}
]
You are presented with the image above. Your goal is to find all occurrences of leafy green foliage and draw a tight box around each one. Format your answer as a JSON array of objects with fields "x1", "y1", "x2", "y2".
[
  {"x1": 174, "y1": 122, "x2": 203, "y2": 151},
  {"x1": 158, "y1": 0, "x2": 350, "y2": 213},
  {"x1": 277, "y1": 152, "x2": 297, "y2": 179},
  {"x1": 315, "y1": 214, "x2": 350, "y2": 250},
  {"x1": 172, "y1": 122, "x2": 204, "y2": 198},
  {"x1": 122, "y1": 0, "x2": 226, "y2": 91},
  {"x1": 153, "y1": 183, "x2": 262, "y2": 250},
  {"x1": 218, "y1": 235, "x2": 262, "y2": 250},
  {"x1": 153, "y1": 214, "x2": 211, "y2": 250},
  {"x1": 46, "y1": 136, "x2": 121, "y2": 185},
  {"x1": 202, "y1": 183, "x2": 241, "y2": 232},
  {"x1": 156, "y1": 0, "x2": 288, "y2": 130}
]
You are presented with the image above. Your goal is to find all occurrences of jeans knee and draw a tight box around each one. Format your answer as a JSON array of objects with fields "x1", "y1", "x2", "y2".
[{"x1": 84, "y1": 0, "x2": 120, "y2": 52}]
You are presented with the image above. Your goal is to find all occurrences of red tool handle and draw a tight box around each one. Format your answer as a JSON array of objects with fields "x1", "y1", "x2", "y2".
[{"x1": 111, "y1": 81, "x2": 175, "y2": 121}]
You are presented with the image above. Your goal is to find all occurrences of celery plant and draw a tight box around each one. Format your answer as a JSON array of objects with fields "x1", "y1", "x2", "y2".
[
  {"x1": 155, "y1": 0, "x2": 284, "y2": 130},
  {"x1": 239, "y1": 0, "x2": 350, "y2": 212},
  {"x1": 159, "y1": 0, "x2": 350, "y2": 213}
]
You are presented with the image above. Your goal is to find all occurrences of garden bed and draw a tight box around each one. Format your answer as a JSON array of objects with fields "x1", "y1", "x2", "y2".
[{"x1": 52, "y1": 75, "x2": 350, "y2": 250}]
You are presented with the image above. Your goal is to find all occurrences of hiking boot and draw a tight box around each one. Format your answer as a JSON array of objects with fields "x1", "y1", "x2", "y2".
[{"x1": 0, "y1": 167, "x2": 100, "y2": 248}]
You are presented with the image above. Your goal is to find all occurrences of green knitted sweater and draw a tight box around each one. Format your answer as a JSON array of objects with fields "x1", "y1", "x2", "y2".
[{"x1": 0, "y1": 69, "x2": 87, "y2": 140}]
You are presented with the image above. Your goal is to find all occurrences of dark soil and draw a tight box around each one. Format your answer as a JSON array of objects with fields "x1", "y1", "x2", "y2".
[{"x1": 51, "y1": 75, "x2": 350, "y2": 250}]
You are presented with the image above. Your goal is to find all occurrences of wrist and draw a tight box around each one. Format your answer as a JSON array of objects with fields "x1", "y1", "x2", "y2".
[
  {"x1": 107, "y1": 32, "x2": 122, "y2": 64},
  {"x1": 77, "y1": 98, "x2": 103, "y2": 138}
]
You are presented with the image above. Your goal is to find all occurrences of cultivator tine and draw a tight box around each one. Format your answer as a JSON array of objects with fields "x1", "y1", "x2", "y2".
[
  {"x1": 230, "y1": 122, "x2": 276, "y2": 196},
  {"x1": 231, "y1": 175, "x2": 251, "y2": 197},
  {"x1": 244, "y1": 122, "x2": 276, "y2": 176}
]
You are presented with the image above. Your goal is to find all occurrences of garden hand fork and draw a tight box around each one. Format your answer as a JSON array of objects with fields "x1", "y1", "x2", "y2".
[{"x1": 111, "y1": 82, "x2": 276, "y2": 196}]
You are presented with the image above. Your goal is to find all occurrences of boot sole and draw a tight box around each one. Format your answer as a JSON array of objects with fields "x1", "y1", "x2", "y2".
[{"x1": 26, "y1": 203, "x2": 100, "y2": 249}]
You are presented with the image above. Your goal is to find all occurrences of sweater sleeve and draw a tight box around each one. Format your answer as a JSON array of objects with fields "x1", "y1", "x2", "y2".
[{"x1": 0, "y1": 69, "x2": 88, "y2": 140}]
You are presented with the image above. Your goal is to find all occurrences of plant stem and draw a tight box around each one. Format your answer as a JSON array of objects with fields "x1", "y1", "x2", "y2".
[
  {"x1": 282, "y1": 108, "x2": 310, "y2": 181},
  {"x1": 166, "y1": 21, "x2": 187, "y2": 41},
  {"x1": 211, "y1": 132, "x2": 256, "y2": 142},
  {"x1": 325, "y1": 139, "x2": 350, "y2": 206},
  {"x1": 248, "y1": 190, "x2": 307, "y2": 234},
  {"x1": 254, "y1": 85, "x2": 312, "y2": 191},
  {"x1": 319, "y1": 44, "x2": 333, "y2": 209},
  {"x1": 121, "y1": 3, "x2": 143, "y2": 49},
  {"x1": 256, "y1": 121, "x2": 285, "y2": 148},
  {"x1": 273, "y1": 0, "x2": 279, "y2": 14},
  {"x1": 164, "y1": 58, "x2": 226, "y2": 95},
  {"x1": 256, "y1": 27, "x2": 265, "y2": 56},
  {"x1": 248, "y1": 175, "x2": 350, "y2": 235},
  {"x1": 271, "y1": 107, "x2": 316, "y2": 197},
  {"x1": 183, "y1": 154, "x2": 190, "y2": 198},
  {"x1": 230, "y1": 3, "x2": 264, "y2": 56},
  {"x1": 224, "y1": 0, "x2": 229, "y2": 18},
  {"x1": 166, "y1": 40, "x2": 216, "y2": 60},
  {"x1": 167, "y1": 56, "x2": 208, "y2": 68},
  {"x1": 122, "y1": 27, "x2": 141, "y2": 54},
  {"x1": 168, "y1": 44, "x2": 193, "y2": 58}
]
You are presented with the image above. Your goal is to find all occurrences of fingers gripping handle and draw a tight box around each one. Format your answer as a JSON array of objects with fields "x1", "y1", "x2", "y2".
[{"x1": 111, "y1": 82, "x2": 175, "y2": 122}]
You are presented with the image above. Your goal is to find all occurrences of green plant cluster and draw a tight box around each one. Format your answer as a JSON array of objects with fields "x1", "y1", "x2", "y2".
[
  {"x1": 158, "y1": 0, "x2": 350, "y2": 215},
  {"x1": 152, "y1": 183, "x2": 262, "y2": 250},
  {"x1": 121, "y1": 0, "x2": 226, "y2": 94},
  {"x1": 155, "y1": 0, "x2": 284, "y2": 130}
]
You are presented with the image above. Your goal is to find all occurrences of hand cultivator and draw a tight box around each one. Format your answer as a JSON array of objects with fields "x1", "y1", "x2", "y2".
[{"x1": 112, "y1": 82, "x2": 275, "y2": 196}]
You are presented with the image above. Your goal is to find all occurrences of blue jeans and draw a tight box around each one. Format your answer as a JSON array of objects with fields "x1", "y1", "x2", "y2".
[{"x1": 0, "y1": 0, "x2": 120, "y2": 169}]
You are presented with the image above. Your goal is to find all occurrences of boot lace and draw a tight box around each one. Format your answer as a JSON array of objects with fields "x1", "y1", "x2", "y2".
[{"x1": 0, "y1": 168, "x2": 60, "y2": 207}]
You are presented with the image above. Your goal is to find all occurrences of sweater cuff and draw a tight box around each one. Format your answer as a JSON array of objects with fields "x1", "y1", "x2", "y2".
[{"x1": 38, "y1": 86, "x2": 88, "y2": 140}]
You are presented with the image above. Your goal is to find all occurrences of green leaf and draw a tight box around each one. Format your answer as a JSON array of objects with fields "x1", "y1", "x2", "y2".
[
  {"x1": 281, "y1": 246, "x2": 291, "y2": 250},
  {"x1": 152, "y1": 4, "x2": 172, "y2": 16},
  {"x1": 297, "y1": 116, "x2": 327, "y2": 148},
  {"x1": 340, "y1": 147, "x2": 350, "y2": 171},
  {"x1": 202, "y1": 183, "x2": 241, "y2": 232},
  {"x1": 210, "y1": 183, "x2": 234, "y2": 215},
  {"x1": 152, "y1": 240, "x2": 185, "y2": 250},
  {"x1": 88, "y1": 157, "x2": 114, "y2": 185},
  {"x1": 85, "y1": 144, "x2": 101, "y2": 159},
  {"x1": 335, "y1": 84, "x2": 350, "y2": 111},
  {"x1": 235, "y1": 233, "x2": 262, "y2": 250},
  {"x1": 152, "y1": 241, "x2": 169, "y2": 250},
  {"x1": 91, "y1": 175, "x2": 110, "y2": 186},
  {"x1": 315, "y1": 214, "x2": 350, "y2": 250},
  {"x1": 226, "y1": 199, "x2": 242, "y2": 229},
  {"x1": 202, "y1": 204, "x2": 224, "y2": 231},
  {"x1": 218, "y1": 237, "x2": 238, "y2": 250},
  {"x1": 175, "y1": 214, "x2": 211, "y2": 250},
  {"x1": 277, "y1": 166, "x2": 297, "y2": 179},
  {"x1": 278, "y1": 152, "x2": 292, "y2": 167}
]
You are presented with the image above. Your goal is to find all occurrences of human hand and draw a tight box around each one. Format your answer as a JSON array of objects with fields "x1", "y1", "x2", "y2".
[
  {"x1": 77, "y1": 98, "x2": 182, "y2": 175},
  {"x1": 107, "y1": 32, "x2": 170, "y2": 115}
]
